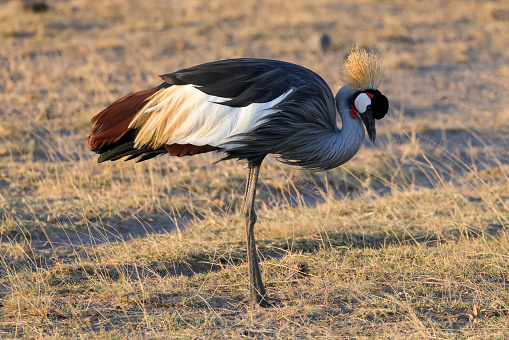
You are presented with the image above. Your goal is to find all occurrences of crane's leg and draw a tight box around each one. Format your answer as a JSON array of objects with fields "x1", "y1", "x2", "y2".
[{"x1": 243, "y1": 164, "x2": 267, "y2": 305}]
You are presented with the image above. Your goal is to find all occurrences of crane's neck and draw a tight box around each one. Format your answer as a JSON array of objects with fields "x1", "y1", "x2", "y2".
[
  {"x1": 315, "y1": 86, "x2": 365, "y2": 170},
  {"x1": 224, "y1": 84, "x2": 366, "y2": 171},
  {"x1": 270, "y1": 85, "x2": 366, "y2": 172}
]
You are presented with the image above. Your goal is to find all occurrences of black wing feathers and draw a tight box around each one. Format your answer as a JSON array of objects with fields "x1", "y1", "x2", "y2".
[{"x1": 160, "y1": 58, "x2": 322, "y2": 107}]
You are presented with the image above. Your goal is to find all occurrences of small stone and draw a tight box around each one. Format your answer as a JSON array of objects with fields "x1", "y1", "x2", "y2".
[
  {"x1": 491, "y1": 9, "x2": 509, "y2": 22},
  {"x1": 308, "y1": 33, "x2": 332, "y2": 53},
  {"x1": 21, "y1": 0, "x2": 49, "y2": 13}
]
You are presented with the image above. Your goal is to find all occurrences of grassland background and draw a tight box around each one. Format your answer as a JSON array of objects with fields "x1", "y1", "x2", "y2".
[{"x1": 1, "y1": 0, "x2": 509, "y2": 338}]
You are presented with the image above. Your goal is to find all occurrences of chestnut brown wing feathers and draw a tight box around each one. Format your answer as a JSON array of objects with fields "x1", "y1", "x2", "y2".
[{"x1": 88, "y1": 86, "x2": 162, "y2": 150}]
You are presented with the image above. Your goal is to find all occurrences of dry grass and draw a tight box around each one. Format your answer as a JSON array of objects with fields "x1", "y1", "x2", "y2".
[{"x1": 1, "y1": 0, "x2": 509, "y2": 338}]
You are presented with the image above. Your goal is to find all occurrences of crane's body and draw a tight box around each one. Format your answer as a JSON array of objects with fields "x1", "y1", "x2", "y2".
[{"x1": 89, "y1": 48, "x2": 389, "y2": 306}]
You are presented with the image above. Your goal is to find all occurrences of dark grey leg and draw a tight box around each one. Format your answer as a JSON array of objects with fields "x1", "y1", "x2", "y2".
[{"x1": 243, "y1": 164, "x2": 267, "y2": 305}]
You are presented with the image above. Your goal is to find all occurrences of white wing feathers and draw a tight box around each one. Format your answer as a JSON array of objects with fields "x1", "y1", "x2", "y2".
[{"x1": 129, "y1": 84, "x2": 291, "y2": 149}]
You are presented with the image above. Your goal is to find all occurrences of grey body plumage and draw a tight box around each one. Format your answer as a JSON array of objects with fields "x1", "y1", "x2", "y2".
[
  {"x1": 224, "y1": 84, "x2": 365, "y2": 171},
  {"x1": 160, "y1": 57, "x2": 385, "y2": 171}
]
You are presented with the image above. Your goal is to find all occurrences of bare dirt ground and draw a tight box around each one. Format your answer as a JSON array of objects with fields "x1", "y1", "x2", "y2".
[{"x1": 0, "y1": 0, "x2": 509, "y2": 338}]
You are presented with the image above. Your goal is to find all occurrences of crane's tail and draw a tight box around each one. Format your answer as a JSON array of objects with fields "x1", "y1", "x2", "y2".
[
  {"x1": 88, "y1": 84, "x2": 171, "y2": 163},
  {"x1": 88, "y1": 85, "x2": 165, "y2": 150},
  {"x1": 93, "y1": 140, "x2": 168, "y2": 163},
  {"x1": 88, "y1": 83, "x2": 219, "y2": 163}
]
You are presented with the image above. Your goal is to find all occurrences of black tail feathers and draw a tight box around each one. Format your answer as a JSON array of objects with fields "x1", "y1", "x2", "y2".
[{"x1": 94, "y1": 140, "x2": 167, "y2": 163}]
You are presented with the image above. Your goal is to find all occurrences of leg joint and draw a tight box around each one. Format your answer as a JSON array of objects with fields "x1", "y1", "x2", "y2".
[{"x1": 243, "y1": 210, "x2": 257, "y2": 224}]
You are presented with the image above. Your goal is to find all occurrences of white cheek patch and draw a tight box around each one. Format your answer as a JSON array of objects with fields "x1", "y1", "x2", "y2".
[{"x1": 354, "y1": 93, "x2": 372, "y2": 114}]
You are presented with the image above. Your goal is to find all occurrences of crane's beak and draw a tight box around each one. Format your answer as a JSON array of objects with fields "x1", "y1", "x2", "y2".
[{"x1": 360, "y1": 106, "x2": 376, "y2": 143}]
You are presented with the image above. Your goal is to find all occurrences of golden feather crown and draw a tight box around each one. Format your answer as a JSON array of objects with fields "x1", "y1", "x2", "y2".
[{"x1": 339, "y1": 46, "x2": 382, "y2": 91}]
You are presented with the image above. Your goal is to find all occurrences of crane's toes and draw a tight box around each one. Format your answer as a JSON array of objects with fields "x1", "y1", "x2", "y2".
[
  {"x1": 242, "y1": 295, "x2": 283, "y2": 308},
  {"x1": 258, "y1": 296, "x2": 283, "y2": 308}
]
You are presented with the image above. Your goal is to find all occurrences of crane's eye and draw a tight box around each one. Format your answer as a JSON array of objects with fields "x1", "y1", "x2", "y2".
[{"x1": 354, "y1": 92, "x2": 373, "y2": 114}]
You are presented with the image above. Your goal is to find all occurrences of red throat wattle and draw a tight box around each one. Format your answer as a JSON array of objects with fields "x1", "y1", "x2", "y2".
[{"x1": 350, "y1": 105, "x2": 357, "y2": 119}]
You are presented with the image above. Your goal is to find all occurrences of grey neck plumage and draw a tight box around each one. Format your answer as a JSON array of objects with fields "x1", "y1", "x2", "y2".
[
  {"x1": 223, "y1": 84, "x2": 367, "y2": 172},
  {"x1": 328, "y1": 85, "x2": 366, "y2": 168},
  {"x1": 271, "y1": 85, "x2": 366, "y2": 171}
]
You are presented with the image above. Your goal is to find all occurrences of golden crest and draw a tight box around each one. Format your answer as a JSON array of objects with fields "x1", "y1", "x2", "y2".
[{"x1": 339, "y1": 46, "x2": 382, "y2": 91}]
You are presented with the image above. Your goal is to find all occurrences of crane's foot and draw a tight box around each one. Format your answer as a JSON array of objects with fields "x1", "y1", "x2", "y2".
[
  {"x1": 242, "y1": 294, "x2": 283, "y2": 308},
  {"x1": 258, "y1": 296, "x2": 283, "y2": 308}
]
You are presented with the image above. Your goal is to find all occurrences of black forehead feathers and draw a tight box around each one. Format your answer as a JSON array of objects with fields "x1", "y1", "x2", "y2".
[{"x1": 366, "y1": 89, "x2": 389, "y2": 120}]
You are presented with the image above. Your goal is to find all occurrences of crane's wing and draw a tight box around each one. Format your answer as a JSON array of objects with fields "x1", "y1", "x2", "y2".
[
  {"x1": 89, "y1": 59, "x2": 336, "y2": 164},
  {"x1": 161, "y1": 58, "x2": 315, "y2": 107}
]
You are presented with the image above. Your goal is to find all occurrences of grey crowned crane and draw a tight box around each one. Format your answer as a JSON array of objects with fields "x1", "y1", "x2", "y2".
[{"x1": 88, "y1": 47, "x2": 389, "y2": 306}]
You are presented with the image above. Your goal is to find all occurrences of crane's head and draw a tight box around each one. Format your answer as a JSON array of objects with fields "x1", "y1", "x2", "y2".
[{"x1": 339, "y1": 46, "x2": 389, "y2": 142}]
